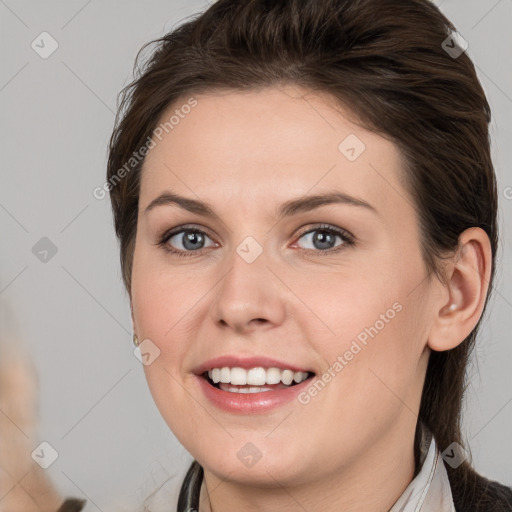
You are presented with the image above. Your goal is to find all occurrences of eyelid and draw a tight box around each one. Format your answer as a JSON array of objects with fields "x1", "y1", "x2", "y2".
[
  {"x1": 294, "y1": 223, "x2": 354, "y2": 244},
  {"x1": 159, "y1": 223, "x2": 216, "y2": 243}
]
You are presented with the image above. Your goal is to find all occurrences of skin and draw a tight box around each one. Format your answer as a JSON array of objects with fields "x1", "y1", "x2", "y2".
[{"x1": 130, "y1": 85, "x2": 492, "y2": 512}]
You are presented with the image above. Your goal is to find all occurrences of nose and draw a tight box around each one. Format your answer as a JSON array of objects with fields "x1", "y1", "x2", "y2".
[{"x1": 209, "y1": 248, "x2": 287, "y2": 335}]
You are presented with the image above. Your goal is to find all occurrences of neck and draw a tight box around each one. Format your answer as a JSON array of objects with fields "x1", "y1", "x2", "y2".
[{"x1": 197, "y1": 415, "x2": 418, "y2": 512}]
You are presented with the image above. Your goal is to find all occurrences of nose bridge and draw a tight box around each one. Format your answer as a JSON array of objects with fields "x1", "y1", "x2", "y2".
[{"x1": 210, "y1": 236, "x2": 286, "y2": 331}]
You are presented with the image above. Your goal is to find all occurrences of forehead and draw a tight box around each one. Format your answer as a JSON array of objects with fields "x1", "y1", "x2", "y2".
[{"x1": 140, "y1": 86, "x2": 412, "y2": 222}]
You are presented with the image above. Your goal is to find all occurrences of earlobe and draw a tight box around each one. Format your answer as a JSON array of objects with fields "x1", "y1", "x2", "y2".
[{"x1": 427, "y1": 227, "x2": 492, "y2": 352}]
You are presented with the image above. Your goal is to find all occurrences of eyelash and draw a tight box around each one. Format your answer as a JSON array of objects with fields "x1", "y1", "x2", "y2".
[{"x1": 157, "y1": 223, "x2": 355, "y2": 258}]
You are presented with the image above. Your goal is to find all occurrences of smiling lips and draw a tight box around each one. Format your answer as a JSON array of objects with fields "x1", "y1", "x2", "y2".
[
  {"x1": 194, "y1": 355, "x2": 315, "y2": 410},
  {"x1": 195, "y1": 355, "x2": 314, "y2": 392}
]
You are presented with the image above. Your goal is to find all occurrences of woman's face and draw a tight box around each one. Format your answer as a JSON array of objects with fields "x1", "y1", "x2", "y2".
[{"x1": 131, "y1": 85, "x2": 442, "y2": 487}]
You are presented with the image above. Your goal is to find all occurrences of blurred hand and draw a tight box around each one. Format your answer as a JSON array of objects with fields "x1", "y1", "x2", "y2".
[{"x1": 0, "y1": 304, "x2": 64, "y2": 512}]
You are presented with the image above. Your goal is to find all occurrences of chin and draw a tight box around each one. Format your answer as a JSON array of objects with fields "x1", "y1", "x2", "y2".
[{"x1": 196, "y1": 443, "x2": 313, "y2": 486}]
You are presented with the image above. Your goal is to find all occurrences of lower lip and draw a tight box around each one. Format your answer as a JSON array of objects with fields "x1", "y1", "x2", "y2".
[{"x1": 195, "y1": 374, "x2": 314, "y2": 414}]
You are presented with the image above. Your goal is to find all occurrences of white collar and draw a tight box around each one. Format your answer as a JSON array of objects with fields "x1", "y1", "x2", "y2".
[{"x1": 389, "y1": 424, "x2": 456, "y2": 512}]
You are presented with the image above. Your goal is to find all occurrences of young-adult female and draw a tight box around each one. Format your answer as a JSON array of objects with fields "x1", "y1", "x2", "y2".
[{"x1": 66, "y1": 0, "x2": 512, "y2": 510}]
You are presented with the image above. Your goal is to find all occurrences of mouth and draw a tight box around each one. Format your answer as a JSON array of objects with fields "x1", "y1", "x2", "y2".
[
  {"x1": 195, "y1": 364, "x2": 318, "y2": 413},
  {"x1": 200, "y1": 368, "x2": 316, "y2": 394}
]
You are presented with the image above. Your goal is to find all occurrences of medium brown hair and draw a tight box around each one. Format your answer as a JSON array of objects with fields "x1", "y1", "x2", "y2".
[{"x1": 107, "y1": 0, "x2": 512, "y2": 509}]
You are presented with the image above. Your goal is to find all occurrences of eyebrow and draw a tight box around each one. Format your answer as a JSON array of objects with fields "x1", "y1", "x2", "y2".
[{"x1": 144, "y1": 191, "x2": 378, "y2": 219}]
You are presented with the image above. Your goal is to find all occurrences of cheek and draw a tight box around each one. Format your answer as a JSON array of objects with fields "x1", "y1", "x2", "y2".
[
  {"x1": 130, "y1": 270, "x2": 189, "y2": 398},
  {"x1": 293, "y1": 264, "x2": 424, "y2": 406},
  {"x1": 289, "y1": 263, "x2": 408, "y2": 349},
  {"x1": 131, "y1": 256, "x2": 198, "y2": 339},
  {"x1": 298, "y1": 311, "x2": 420, "y2": 466},
  {"x1": 142, "y1": 363, "x2": 201, "y2": 450}
]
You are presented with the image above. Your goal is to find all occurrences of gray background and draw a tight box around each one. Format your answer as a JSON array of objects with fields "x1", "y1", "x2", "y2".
[{"x1": 0, "y1": 0, "x2": 511, "y2": 509}]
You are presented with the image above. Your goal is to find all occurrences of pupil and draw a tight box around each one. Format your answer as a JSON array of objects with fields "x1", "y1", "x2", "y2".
[
  {"x1": 314, "y1": 231, "x2": 334, "y2": 250},
  {"x1": 183, "y1": 231, "x2": 203, "y2": 250}
]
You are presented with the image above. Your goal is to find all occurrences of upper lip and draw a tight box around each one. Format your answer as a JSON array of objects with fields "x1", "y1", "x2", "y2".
[{"x1": 193, "y1": 355, "x2": 314, "y2": 376}]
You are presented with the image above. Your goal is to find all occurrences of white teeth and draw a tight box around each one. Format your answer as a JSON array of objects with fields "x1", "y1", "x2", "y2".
[
  {"x1": 219, "y1": 383, "x2": 273, "y2": 393},
  {"x1": 281, "y1": 369, "x2": 294, "y2": 385},
  {"x1": 293, "y1": 371, "x2": 304, "y2": 383},
  {"x1": 207, "y1": 366, "x2": 310, "y2": 386},
  {"x1": 247, "y1": 367, "x2": 266, "y2": 386},
  {"x1": 230, "y1": 367, "x2": 247, "y2": 385},
  {"x1": 266, "y1": 367, "x2": 281, "y2": 384},
  {"x1": 220, "y1": 367, "x2": 230, "y2": 383}
]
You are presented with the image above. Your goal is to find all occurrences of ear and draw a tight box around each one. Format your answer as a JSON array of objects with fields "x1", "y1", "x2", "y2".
[{"x1": 427, "y1": 227, "x2": 492, "y2": 352}]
